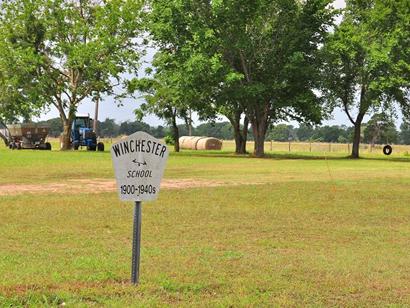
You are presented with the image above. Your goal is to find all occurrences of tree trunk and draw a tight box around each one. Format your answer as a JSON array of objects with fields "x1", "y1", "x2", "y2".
[
  {"x1": 253, "y1": 126, "x2": 266, "y2": 157},
  {"x1": 228, "y1": 111, "x2": 248, "y2": 154},
  {"x1": 171, "y1": 114, "x2": 180, "y2": 152},
  {"x1": 188, "y1": 109, "x2": 192, "y2": 136},
  {"x1": 0, "y1": 121, "x2": 9, "y2": 146},
  {"x1": 241, "y1": 116, "x2": 249, "y2": 154},
  {"x1": 61, "y1": 121, "x2": 72, "y2": 150},
  {"x1": 351, "y1": 114, "x2": 364, "y2": 159},
  {"x1": 350, "y1": 85, "x2": 368, "y2": 159},
  {"x1": 60, "y1": 109, "x2": 76, "y2": 150},
  {"x1": 249, "y1": 106, "x2": 269, "y2": 158},
  {"x1": 233, "y1": 121, "x2": 246, "y2": 155},
  {"x1": 234, "y1": 131, "x2": 245, "y2": 154}
]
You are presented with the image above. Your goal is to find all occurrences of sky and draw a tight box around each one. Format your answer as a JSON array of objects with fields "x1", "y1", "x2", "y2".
[{"x1": 38, "y1": 0, "x2": 356, "y2": 128}]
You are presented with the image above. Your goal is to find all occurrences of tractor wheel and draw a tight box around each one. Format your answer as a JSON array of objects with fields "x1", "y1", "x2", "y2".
[
  {"x1": 73, "y1": 143, "x2": 80, "y2": 150},
  {"x1": 383, "y1": 145, "x2": 393, "y2": 155},
  {"x1": 45, "y1": 142, "x2": 52, "y2": 151},
  {"x1": 97, "y1": 142, "x2": 104, "y2": 152},
  {"x1": 8, "y1": 143, "x2": 12, "y2": 149}
]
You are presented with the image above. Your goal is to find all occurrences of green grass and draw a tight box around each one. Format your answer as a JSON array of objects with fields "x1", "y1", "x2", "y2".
[{"x1": 0, "y1": 144, "x2": 410, "y2": 306}]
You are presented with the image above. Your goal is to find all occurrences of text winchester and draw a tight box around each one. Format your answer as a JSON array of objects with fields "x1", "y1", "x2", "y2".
[{"x1": 112, "y1": 139, "x2": 167, "y2": 158}]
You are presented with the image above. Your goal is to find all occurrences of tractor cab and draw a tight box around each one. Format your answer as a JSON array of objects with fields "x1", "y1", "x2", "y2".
[{"x1": 71, "y1": 115, "x2": 104, "y2": 151}]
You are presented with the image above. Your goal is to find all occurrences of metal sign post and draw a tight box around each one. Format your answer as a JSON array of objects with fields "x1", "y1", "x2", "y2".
[
  {"x1": 111, "y1": 131, "x2": 169, "y2": 285},
  {"x1": 131, "y1": 201, "x2": 142, "y2": 284}
]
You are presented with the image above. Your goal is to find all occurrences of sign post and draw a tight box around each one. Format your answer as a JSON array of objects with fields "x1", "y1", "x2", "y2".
[
  {"x1": 111, "y1": 131, "x2": 169, "y2": 285},
  {"x1": 131, "y1": 201, "x2": 142, "y2": 284}
]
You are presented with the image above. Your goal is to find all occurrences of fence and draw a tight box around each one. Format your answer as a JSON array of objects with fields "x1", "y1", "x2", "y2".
[
  {"x1": 221, "y1": 140, "x2": 410, "y2": 155},
  {"x1": 16, "y1": 137, "x2": 409, "y2": 156}
]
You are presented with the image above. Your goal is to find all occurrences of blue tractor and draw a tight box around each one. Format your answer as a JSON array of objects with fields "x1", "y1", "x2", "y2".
[{"x1": 71, "y1": 115, "x2": 104, "y2": 151}]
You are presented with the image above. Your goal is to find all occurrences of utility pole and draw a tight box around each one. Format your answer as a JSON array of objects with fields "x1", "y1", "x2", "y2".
[
  {"x1": 188, "y1": 109, "x2": 192, "y2": 136},
  {"x1": 93, "y1": 93, "x2": 99, "y2": 135}
]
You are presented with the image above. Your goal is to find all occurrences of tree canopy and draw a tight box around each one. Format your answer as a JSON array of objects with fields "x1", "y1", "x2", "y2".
[
  {"x1": 0, "y1": 0, "x2": 143, "y2": 149},
  {"x1": 141, "y1": 0, "x2": 335, "y2": 156},
  {"x1": 322, "y1": 0, "x2": 410, "y2": 157}
]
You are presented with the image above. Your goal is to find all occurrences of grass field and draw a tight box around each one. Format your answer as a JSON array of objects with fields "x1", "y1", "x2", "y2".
[{"x1": 0, "y1": 141, "x2": 409, "y2": 306}]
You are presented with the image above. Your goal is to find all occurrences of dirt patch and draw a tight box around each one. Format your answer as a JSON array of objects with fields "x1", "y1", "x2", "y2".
[{"x1": 0, "y1": 178, "x2": 256, "y2": 196}]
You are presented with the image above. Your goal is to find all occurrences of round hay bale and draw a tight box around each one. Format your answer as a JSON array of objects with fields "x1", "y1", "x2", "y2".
[
  {"x1": 180, "y1": 136, "x2": 192, "y2": 148},
  {"x1": 179, "y1": 136, "x2": 196, "y2": 149},
  {"x1": 184, "y1": 136, "x2": 205, "y2": 150},
  {"x1": 196, "y1": 137, "x2": 222, "y2": 150},
  {"x1": 178, "y1": 136, "x2": 186, "y2": 148}
]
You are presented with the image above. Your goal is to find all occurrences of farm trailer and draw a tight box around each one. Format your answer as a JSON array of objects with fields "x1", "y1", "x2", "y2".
[{"x1": 0, "y1": 123, "x2": 51, "y2": 150}]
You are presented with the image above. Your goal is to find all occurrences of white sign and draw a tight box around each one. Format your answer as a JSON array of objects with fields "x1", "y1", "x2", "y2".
[{"x1": 111, "y1": 131, "x2": 169, "y2": 201}]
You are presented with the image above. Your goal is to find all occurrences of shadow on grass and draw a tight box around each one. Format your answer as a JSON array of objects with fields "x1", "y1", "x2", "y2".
[{"x1": 171, "y1": 150, "x2": 410, "y2": 163}]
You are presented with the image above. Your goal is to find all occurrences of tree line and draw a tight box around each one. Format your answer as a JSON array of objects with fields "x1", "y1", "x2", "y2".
[
  {"x1": 38, "y1": 117, "x2": 168, "y2": 139},
  {"x1": 38, "y1": 114, "x2": 410, "y2": 146},
  {"x1": 0, "y1": 0, "x2": 409, "y2": 157}
]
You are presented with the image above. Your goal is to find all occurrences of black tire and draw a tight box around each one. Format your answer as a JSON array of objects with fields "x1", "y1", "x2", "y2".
[
  {"x1": 73, "y1": 143, "x2": 80, "y2": 150},
  {"x1": 8, "y1": 143, "x2": 12, "y2": 149},
  {"x1": 87, "y1": 145, "x2": 96, "y2": 151},
  {"x1": 45, "y1": 142, "x2": 52, "y2": 151},
  {"x1": 383, "y1": 145, "x2": 393, "y2": 155},
  {"x1": 97, "y1": 142, "x2": 104, "y2": 152}
]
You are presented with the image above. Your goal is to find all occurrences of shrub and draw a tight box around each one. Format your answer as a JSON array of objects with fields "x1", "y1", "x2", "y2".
[{"x1": 164, "y1": 135, "x2": 175, "y2": 145}]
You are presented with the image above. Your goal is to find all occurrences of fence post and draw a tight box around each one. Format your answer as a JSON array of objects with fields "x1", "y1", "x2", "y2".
[
  {"x1": 288, "y1": 140, "x2": 291, "y2": 152},
  {"x1": 347, "y1": 143, "x2": 350, "y2": 153},
  {"x1": 270, "y1": 140, "x2": 273, "y2": 151},
  {"x1": 329, "y1": 142, "x2": 331, "y2": 152},
  {"x1": 309, "y1": 142, "x2": 312, "y2": 152}
]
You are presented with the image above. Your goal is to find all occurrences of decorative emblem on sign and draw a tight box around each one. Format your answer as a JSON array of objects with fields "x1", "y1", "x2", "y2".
[{"x1": 132, "y1": 159, "x2": 147, "y2": 166}]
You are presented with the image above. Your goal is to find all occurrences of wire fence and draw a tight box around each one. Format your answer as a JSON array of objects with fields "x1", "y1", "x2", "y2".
[
  {"x1": 221, "y1": 140, "x2": 410, "y2": 156},
  {"x1": 26, "y1": 137, "x2": 410, "y2": 156}
]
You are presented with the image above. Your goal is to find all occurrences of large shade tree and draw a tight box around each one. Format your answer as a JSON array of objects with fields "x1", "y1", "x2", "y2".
[
  {"x1": 128, "y1": 40, "x2": 196, "y2": 152},
  {"x1": 0, "y1": 0, "x2": 142, "y2": 149},
  {"x1": 322, "y1": 0, "x2": 410, "y2": 158},
  {"x1": 145, "y1": 0, "x2": 334, "y2": 157},
  {"x1": 0, "y1": 6, "x2": 45, "y2": 125},
  {"x1": 138, "y1": 1, "x2": 215, "y2": 152},
  {"x1": 212, "y1": 0, "x2": 334, "y2": 157},
  {"x1": 129, "y1": 71, "x2": 190, "y2": 153}
]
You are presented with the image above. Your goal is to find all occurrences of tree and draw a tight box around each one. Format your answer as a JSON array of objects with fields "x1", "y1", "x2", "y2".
[
  {"x1": 363, "y1": 113, "x2": 398, "y2": 145},
  {"x1": 144, "y1": 0, "x2": 333, "y2": 157},
  {"x1": 98, "y1": 118, "x2": 120, "y2": 138},
  {"x1": 37, "y1": 117, "x2": 63, "y2": 137},
  {"x1": 119, "y1": 120, "x2": 153, "y2": 136},
  {"x1": 0, "y1": 0, "x2": 142, "y2": 149},
  {"x1": 267, "y1": 124, "x2": 295, "y2": 142},
  {"x1": 0, "y1": 2, "x2": 47, "y2": 125},
  {"x1": 136, "y1": 1, "x2": 215, "y2": 153},
  {"x1": 313, "y1": 125, "x2": 348, "y2": 143},
  {"x1": 296, "y1": 124, "x2": 315, "y2": 141},
  {"x1": 322, "y1": 0, "x2": 410, "y2": 158},
  {"x1": 400, "y1": 122, "x2": 410, "y2": 145},
  {"x1": 130, "y1": 75, "x2": 189, "y2": 152},
  {"x1": 195, "y1": 122, "x2": 234, "y2": 140},
  {"x1": 150, "y1": 125, "x2": 166, "y2": 139},
  {"x1": 208, "y1": 0, "x2": 334, "y2": 156}
]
